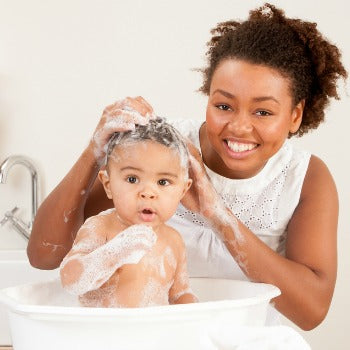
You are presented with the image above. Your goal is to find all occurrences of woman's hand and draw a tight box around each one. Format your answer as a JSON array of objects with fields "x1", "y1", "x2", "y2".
[
  {"x1": 181, "y1": 142, "x2": 222, "y2": 219},
  {"x1": 91, "y1": 96, "x2": 156, "y2": 161}
]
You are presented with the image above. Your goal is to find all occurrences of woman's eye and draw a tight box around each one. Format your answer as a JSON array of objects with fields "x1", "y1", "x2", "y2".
[
  {"x1": 158, "y1": 179, "x2": 170, "y2": 186},
  {"x1": 216, "y1": 104, "x2": 231, "y2": 111},
  {"x1": 126, "y1": 176, "x2": 138, "y2": 184},
  {"x1": 256, "y1": 110, "x2": 271, "y2": 117}
]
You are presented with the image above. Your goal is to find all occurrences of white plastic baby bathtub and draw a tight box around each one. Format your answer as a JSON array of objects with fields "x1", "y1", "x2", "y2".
[
  {"x1": 0, "y1": 278, "x2": 280, "y2": 350},
  {"x1": 0, "y1": 249, "x2": 57, "y2": 345}
]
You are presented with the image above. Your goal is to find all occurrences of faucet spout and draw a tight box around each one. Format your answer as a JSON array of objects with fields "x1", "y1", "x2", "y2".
[{"x1": 0, "y1": 155, "x2": 38, "y2": 227}]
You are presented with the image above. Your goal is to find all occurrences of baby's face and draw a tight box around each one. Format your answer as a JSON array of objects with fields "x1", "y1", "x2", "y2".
[{"x1": 99, "y1": 140, "x2": 192, "y2": 228}]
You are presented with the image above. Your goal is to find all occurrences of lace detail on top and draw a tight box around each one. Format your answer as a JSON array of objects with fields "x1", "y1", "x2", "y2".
[
  {"x1": 167, "y1": 118, "x2": 311, "y2": 280},
  {"x1": 175, "y1": 160, "x2": 290, "y2": 233}
]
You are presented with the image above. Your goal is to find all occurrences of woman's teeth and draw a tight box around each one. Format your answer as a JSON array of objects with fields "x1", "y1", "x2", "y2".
[{"x1": 227, "y1": 140, "x2": 257, "y2": 152}]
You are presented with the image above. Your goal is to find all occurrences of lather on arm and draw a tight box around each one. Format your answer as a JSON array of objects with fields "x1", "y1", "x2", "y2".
[
  {"x1": 182, "y1": 143, "x2": 338, "y2": 330},
  {"x1": 60, "y1": 219, "x2": 157, "y2": 295},
  {"x1": 27, "y1": 97, "x2": 155, "y2": 269}
]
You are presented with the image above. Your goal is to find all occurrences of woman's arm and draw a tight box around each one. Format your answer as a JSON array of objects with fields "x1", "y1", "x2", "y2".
[
  {"x1": 182, "y1": 147, "x2": 338, "y2": 330},
  {"x1": 27, "y1": 97, "x2": 155, "y2": 269},
  {"x1": 27, "y1": 145, "x2": 100, "y2": 269}
]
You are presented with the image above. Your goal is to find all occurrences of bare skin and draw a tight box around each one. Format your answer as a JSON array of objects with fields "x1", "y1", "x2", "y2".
[
  {"x1": 28, "y1": 97, "x2": 156, "y2": 269},
  {"x1": 59, "y1": 138, "x2": 196, "y2": 307},
  {"x1": 180, "y1": 60, "x2": 338, "y2": 330},
  {"x1": 60, "y1": 210, "x2": 196, "y2": 307},
  {"x1": 28, "y1": 61, "x2": 338, "y2": 329},
  {"x1": 183, "y1": 141, "x2": 337, "y2": 330}
]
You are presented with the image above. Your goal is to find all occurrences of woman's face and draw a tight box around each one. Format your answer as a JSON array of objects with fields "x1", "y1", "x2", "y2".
[{"x1": 203, "y1": 59, "x2": 303, "y2": 179}]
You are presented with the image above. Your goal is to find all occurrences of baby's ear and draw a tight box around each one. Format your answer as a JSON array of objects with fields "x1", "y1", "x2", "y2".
[
  {"x1": 182, "y1": 178, "x2": 193, "y2": 197},
  {"x1": 98, "y1": 169, "x2": 112, "y2": 199}
]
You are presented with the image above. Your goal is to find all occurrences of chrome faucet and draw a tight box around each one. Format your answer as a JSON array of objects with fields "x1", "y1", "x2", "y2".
[{"x1": 0, "y1": 155, "x2": 39, "y2": 240}]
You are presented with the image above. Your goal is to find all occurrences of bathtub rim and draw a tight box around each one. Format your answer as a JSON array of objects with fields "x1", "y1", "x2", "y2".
[{"x1": 0, "y1": 277, "x2": 280, "y2": 322}]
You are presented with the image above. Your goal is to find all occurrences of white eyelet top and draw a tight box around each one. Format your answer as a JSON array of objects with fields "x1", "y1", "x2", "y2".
[{"x1": 167, "y1": 119, "x2": 311, "y2": 280}]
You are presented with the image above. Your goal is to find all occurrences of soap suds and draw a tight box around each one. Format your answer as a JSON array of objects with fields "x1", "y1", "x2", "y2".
[
  {"x1": 139, "y1": 277, "x2": 172, "y2": 307},
  {"x1": 164, "y1": 246, "x2": 177, "y2": 270},
  {"x1": 92, "y1": 104, "x2": 156, "y2": 161},
  {"x1": 189, "y1": 154, "x2": 244, "y2": 244},
  {"x1": 63, "y1": 207, "x2": 76, "y2": 224},
  {"x1": 60, "y1": 224, "x2": 157, "y2": 296},
  {"x1": 42, "y1": 240, "x2": 66, "y2": 252},
  {"x1": 97, "y1": 208, "x2": 116, "y2": 216},
  {"x1": 189, "y1": 153, "x2": 248, "y2": 273},
  {"x1": 106, "y1": 118, "x2": 190, "y2": 179}
]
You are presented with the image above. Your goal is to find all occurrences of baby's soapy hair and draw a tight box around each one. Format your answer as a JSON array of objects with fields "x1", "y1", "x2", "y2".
[
  {"x1": 200, "y1": 3, "x2": 347, "y2": 137},
  {"x1": 107, "y1": 118, "x2": 190, "y2": 174}
]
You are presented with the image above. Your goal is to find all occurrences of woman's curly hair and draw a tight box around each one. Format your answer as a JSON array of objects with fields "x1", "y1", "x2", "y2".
[{"x1": 200, "y1": 3, "x2": 347, "y2": 137}]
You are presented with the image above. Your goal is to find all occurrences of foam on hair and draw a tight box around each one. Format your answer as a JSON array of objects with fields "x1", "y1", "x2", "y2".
[{"x1": 106, "y1": 118, "x2": 190, "y2": 173}]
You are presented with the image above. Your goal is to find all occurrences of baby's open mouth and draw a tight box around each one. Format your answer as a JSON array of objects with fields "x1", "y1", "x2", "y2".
[
  {"x1": 139, "y1": 208, "x2": 156, "y2": 222},
  {"x1": 142, "y1": 209, "x2": 154, "y2": 214}
]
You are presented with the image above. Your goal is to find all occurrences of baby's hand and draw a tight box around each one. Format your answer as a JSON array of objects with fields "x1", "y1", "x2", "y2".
[
  {"x1": 91, "y1": 96, "x2": 156, "y2": 161},
  {"x1": 112, "y1": 224, "x2": 157, "y2": 266},
  {"x1": 60, "y1": 224, "x2": 157, "y2": 295}
]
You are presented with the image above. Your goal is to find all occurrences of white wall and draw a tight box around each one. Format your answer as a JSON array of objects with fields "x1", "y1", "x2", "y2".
[{"x1": 0, "y1": 0, "x2": 349, "y2": 348}]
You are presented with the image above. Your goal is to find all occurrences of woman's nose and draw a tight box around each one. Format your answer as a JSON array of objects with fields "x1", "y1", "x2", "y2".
[{"x1": 228, "y1": 112, "x2": 253, "y2": 134}]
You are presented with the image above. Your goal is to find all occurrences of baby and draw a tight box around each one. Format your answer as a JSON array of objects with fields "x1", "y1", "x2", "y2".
[{"x1": 60, "y1": 118, "x2": 198, "y2": 307}]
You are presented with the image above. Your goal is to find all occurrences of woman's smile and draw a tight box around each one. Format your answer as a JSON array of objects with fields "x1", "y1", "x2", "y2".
[
  {"x1": 201, "y1": 59, "x2": 303, "y2": 179},
  {"x1": 223, "y1": 138, "x2": 259, "y2": 160}
]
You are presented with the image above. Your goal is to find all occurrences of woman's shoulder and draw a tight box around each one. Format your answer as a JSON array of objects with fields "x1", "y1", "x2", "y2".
[{"x1": 301, "y1": 155, "x2": 337, "y2": 200}]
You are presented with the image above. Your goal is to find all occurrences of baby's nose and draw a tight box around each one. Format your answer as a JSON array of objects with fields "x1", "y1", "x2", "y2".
[{"x1": 140, "y1": 188, "x2": 156, "y2": 199}]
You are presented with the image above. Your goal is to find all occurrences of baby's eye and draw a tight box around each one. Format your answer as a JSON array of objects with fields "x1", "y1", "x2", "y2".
[
  {"x1": 158, "y1": 179, "x2": 170, "y2": 186},
  {"x1": 216, "y1": 104, "x2": 231, "y2": 111},
  {"x1": 126, "y1": 176, "x2": 138, "y2": 184}
]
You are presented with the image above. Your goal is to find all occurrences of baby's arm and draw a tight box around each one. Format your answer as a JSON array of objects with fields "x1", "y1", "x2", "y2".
[
  {"x1": 168, "y1": 237, "x2": 198, "y2": 304},
  {"x1": 60, "y1": 218, "x2": 157, "y2": 295}
]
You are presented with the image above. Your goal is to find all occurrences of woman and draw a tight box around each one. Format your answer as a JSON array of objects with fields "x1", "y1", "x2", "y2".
[{"x1": 28, "y1": 3, "x2": 347, "y2": 330}]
